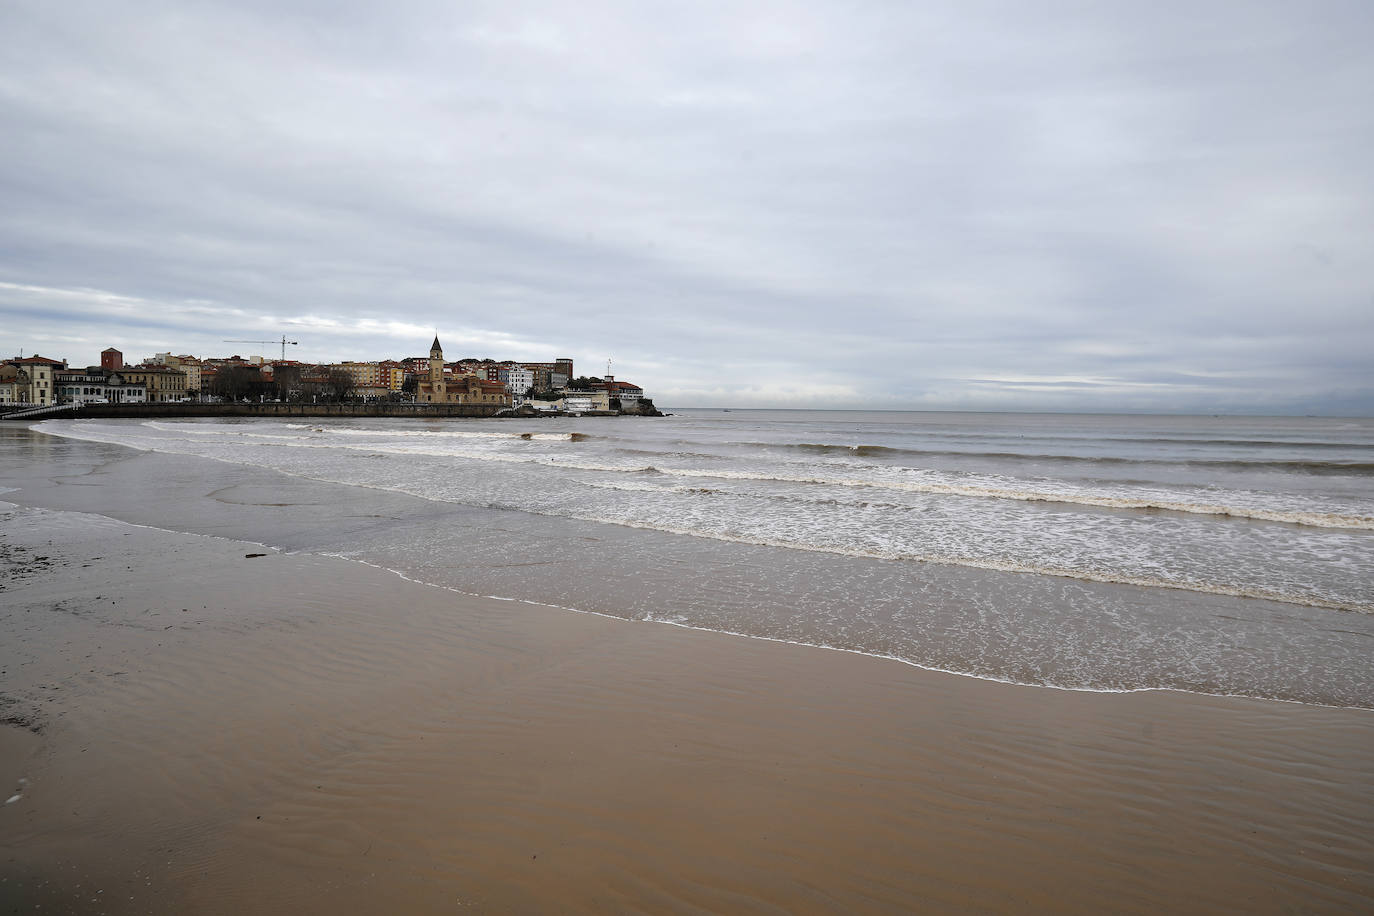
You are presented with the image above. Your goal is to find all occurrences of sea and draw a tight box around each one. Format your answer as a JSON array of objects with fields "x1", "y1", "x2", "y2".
[{"x1": 29, "y1": 409, "x2": 1374, "y2": 708}]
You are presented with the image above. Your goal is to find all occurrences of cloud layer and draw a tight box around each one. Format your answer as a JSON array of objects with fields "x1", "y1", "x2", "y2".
[{"x1": 2, "y1": 0, "x2": 1371, "y2": 411}]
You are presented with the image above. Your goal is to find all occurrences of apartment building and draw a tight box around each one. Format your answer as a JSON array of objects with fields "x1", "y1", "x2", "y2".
[
  {"x1": 150, "y1": 353, "x2": 202, "y2": 397},
  {"x1": 497, "y1": 366, "x2": 535, "y2": 399},
  {"x1": 120, "y1": 365, "x2": 189, "y2": 402},
  {"x1": 5, "y1": 356, "x2": 67, "y2": 405},
  {"x1": 0, "y1": 365, "x2": 20, "y2": 404},
  {"x1": 378, "y1": 361, "x2": 406, "y2": 390},
  {"x1": 335, "y1": 361, "x2": 384, "y2": 389}
]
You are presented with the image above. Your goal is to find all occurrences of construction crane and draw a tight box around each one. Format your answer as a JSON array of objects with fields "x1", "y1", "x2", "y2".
[{"x1": 222, "y1": 335, "x2": 299, "y2": 361}]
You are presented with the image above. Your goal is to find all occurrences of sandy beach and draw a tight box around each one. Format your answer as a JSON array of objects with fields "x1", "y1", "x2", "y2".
[{"x1": 2, "y1": 431, "x2": 1373, "y2": 913}]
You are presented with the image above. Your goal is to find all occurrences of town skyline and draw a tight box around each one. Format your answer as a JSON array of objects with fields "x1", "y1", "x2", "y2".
[{"x1": 2, "y1": 336, "x2": 657, "y2": 415}]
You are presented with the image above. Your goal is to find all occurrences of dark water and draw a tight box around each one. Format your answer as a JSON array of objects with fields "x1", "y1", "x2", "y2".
[{"x1": 20, "y1": 410, "x2": 1374, "y2": 707}]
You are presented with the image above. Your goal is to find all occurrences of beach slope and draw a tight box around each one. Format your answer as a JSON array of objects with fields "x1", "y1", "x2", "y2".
[{"x1": 2, "y1": 495, "x2": 1372, "y2": 913}]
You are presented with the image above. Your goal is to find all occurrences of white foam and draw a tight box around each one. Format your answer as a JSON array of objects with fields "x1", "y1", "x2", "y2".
[
  {"x1": 646, "y1": 466, "x2": 1374, "y2": 530},
  {"x1": 144, "y1": 422, "x2": 1370, "y2": 529},
  {"x1": 50, "y1": 419, "x2": 1373, "y2": 528},
  {"x1": 11, "y1": 424, "x2": 1373, "y2": 709},
  {"x1": 318, "y1": 554, "x2": 1374, "y2": 711},
  {"x1": 30, "y1": 418, "x2": 1373, "y2": 613},
  {"x1": 575, "y1": 516, "x2": 1374, "y2": 614}
]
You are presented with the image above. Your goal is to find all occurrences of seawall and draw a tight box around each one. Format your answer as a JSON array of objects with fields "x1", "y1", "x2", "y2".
[{"x1": 2, "y1": 400, "x2": 663, "y2": 421}]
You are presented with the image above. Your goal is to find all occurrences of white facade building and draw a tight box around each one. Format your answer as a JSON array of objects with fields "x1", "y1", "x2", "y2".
[
  {"x1": 56, "y1": 368, "x2": 146, "y2": 404},
  {"x1": 498, "y1": 367, "x2": 535, "y2": 401}
]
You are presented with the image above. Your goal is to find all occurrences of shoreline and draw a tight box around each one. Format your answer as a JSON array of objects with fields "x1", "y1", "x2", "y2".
[
  {"x1": 18, "y1": 420, "x2": 1374, "y2": 707},
  {"x1": 372, "y1": 554, "x2": 1374, "y2": 712},
  {"x1": 16, "y1": 491, "x2": 1374, "y2": 714},
  {"x1": 2, "y1": 431, "x2": 1373, "y2": 912}
]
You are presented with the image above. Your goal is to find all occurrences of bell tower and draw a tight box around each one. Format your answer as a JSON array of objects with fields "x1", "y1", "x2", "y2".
[{"x1": 429, "y1": 335, "x2": 445, "y2": 401}]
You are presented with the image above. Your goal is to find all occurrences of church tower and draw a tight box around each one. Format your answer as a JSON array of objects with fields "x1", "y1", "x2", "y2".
[{"x1": 429, "y1": 335, "x2": 446, "y2": 401}]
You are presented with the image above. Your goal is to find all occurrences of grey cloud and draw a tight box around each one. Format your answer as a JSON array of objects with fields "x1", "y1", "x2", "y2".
[{"x1": 1, "y1": 0, "x2": 1371, "y2": 411}]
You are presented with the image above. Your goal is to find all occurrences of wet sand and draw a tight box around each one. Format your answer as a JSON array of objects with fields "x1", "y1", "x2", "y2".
[{"x1": 2, "y1": 437, "x2": 1373, "y2": 912}]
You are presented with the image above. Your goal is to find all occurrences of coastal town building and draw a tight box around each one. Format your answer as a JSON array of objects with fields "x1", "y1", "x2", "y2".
[
  {"x1": 335, "y1": 361, "x2": 385, "y2": 390},
  {"x1": 0, "y1": 365, "x2": 21, "y2": 404},
  {"x1": 264, "y1": 362, "x2": 301, "y2": 398},
  {"x1": 379, "y1": 361, "x2": 406, "y2": 391},
  {"x1": 416, "y1": 337, "x2": 511, "y2": 406},
  {"x1": 594, "y1": 376, "x2": 644, "y2": 406},
  {"x1": 497, "y1": 366, "x2": 535, "y2": 400},
  {"x1": 101, "y1": 348, "x2": 123, "y2": 371},
  {"x1": 520, "y1": 359, "x2": 574, "y2": 389},
  {"x1": 3, "y1": 356, "x2": 67, "y2": 405},
  {"x1": 560, "y1": 392, "x2": 609, "y2": 413},
  {"x1": 55, "y1": 367, "x2": 147, "y2": 404},
  {"x1": 120, "y1": 365, "x2": 189, "y2": 402},
  {"x1": 149, "y1": 353, "x2": 203, "y2": 397}
]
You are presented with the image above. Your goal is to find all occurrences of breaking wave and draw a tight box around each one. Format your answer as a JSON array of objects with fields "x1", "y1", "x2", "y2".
[
  {"x1": 578, "y1": 517, "x2": 1373, "y2": 614},
  {"x1": 109, "y1": 422, "x2": 1374, "y2": 530},
  {"x1": 632, "y1": 466, "x2": 1374, "y2": 530},
  {"x1": 759, "y1": 441, "x2": 1374, "y2": 475}
]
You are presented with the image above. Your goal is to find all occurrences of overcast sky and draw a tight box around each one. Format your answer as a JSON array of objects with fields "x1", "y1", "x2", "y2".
[{"x1": 2, "y1": 1, "x2": 1371, "y2": 412}]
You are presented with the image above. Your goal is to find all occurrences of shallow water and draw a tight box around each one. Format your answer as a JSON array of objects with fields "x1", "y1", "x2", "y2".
[{"x1": 27, "y1": 410, "x2": 1374, "y2": 707}]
